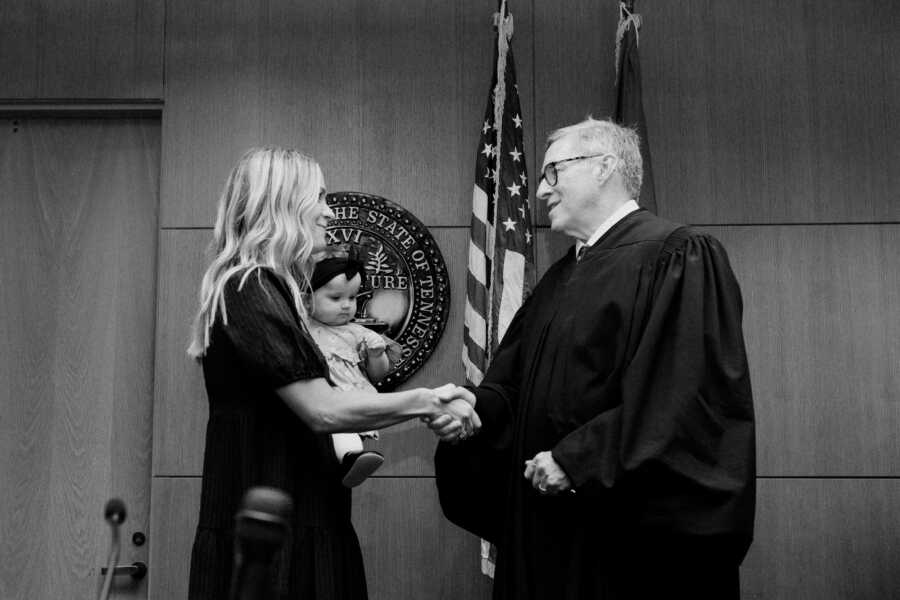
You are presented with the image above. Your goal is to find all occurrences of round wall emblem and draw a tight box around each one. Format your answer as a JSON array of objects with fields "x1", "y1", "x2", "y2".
[{"x1": 324, "y1": 192, "x2": 451, "y2": 390}]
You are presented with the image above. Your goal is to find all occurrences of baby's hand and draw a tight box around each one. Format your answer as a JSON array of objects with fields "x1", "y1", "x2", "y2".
[
  {"x1": 366, "y1": 344, "x2": 386, "y2": 357},
  {"x1": 359, "y1": 339, "x2": 385, "y2": 359}
]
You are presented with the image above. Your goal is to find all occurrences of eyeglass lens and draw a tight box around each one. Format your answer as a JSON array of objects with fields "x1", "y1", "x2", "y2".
[{"x1": 543, "y1": 164, "x2": 557, "y2": 186}]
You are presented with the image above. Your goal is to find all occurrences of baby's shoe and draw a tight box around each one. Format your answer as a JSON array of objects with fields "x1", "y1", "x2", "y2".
[{"x1": 341, "y1": 450, "x2": 384, "y2": 488}]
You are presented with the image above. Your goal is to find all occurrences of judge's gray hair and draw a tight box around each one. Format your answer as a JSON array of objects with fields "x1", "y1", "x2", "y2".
[{"x1": 547, "y1": 117, "x2": 643, "y2": 200}]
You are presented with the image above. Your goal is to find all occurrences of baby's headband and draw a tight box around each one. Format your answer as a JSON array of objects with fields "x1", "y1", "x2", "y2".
[{"x1": 311, "y1": 248, "x2": 366, "y2": 291}]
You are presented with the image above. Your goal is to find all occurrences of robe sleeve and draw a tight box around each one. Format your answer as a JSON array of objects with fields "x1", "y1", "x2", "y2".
[
  {"x1": 551, "y1": 230, "x2": 755, "y2": 540},
  {"x1": 433, "y1": 291, "x2": 535, "y2": 542},
  {"x1": 469, "y1": 289, "x2": 539, "y2": 446}
]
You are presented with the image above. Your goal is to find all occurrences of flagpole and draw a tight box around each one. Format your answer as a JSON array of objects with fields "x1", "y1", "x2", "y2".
[{"x1": 487, "y1": 0, "x2": 510, "y2": 363}]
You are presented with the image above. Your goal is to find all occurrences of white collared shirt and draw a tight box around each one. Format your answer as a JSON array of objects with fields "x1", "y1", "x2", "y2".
[{"x1": 575, "y1": 199, "x2": 640, "y2": 257}]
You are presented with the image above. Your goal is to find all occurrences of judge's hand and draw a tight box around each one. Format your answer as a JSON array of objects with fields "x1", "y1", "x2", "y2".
[
  {"x1": 524, "y1": 451, "x2": 572, "y2": 495},
  {"x1": 425, "y1": 396, "x2": 481, "y2": 442}
]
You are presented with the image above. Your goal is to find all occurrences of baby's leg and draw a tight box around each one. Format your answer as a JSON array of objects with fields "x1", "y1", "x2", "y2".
[
  {"x1": 332, "y1": 432, "x2": 364, "y2": 461},
  {"x1": 332, "y1": 432, "x2": 384, "y2": 488}
]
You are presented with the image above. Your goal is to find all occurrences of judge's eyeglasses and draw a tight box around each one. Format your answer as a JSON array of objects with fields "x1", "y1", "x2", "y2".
[{"x1": 540, "y1": 153, "x2": 608, "y2": 186}]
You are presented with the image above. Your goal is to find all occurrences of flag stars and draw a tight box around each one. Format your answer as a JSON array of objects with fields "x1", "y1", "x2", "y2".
[
  {"x1": 512, "y1": 114, "x2": 523, "y2": 128},
  {"x1": 525, "y1": 230, "x2": 533, "y2": 244},
  {"x1": 507, "y1": 182, "x2": 522, "y2": 197},
  {"x1": 482, "y1": 120, "x2": 491, "y2": 134},
  {"x1": 509, "y1": 148, "x2": 522, "y2": 162},
  {"x1": 502, "y1": 217, "x2": 517, "y2": 231},
  {"x1": 482, "y1": 143, "x2": 494, "y2": 158},
  {"x1": 518, "y1": 205, "x2": 527, "y2": 219},
  {"x1": 519, "y1": 172, "x2": 527, "y2": 185}
]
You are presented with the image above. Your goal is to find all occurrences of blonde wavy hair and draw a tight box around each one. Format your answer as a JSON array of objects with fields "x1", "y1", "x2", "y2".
[{"x1": 188, "y1": 147, "x2": 326, "y2": 358}]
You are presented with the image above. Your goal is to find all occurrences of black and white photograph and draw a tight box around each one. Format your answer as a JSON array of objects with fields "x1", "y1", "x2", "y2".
[{"x1": 1, "y1": 1, "x2": 898, "y2": 598}]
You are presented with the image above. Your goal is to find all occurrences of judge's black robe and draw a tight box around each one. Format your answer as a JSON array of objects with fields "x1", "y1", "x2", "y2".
[{"x1": 436, "y1": 209, "x2": 755, "y2": 600}]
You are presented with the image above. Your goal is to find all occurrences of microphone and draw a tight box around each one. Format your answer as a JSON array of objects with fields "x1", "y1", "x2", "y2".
[
  {"x1": 104, "y1": 498, "x2": 127, "y2": 525},
  {"x1": 229, "y1": 487, "x2": 294, "y2": 600},
  {"x1": 98, "y1": 498, "x2": 126, "y2": 600}
]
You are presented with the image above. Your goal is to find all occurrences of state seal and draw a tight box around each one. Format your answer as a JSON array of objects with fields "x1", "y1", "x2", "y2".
[{"x1": 323, "y1": 192, "x2": 451, "y2": 390}]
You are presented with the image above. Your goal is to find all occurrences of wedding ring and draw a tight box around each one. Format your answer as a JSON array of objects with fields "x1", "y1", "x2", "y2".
[{"x1": 538, "y1": 484, "x2": 547, "y2": 492}]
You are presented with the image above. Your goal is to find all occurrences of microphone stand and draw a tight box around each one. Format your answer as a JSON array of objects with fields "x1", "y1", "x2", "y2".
[{"x1": 98, "y1": 499, "x2": 126, "y2": 600}]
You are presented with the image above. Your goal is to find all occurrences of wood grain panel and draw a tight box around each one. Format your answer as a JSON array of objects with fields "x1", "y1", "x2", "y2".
[
  {"x1": 358, "y1": 0, "x2": 534, "y2": 226},
  {"x1": 742, "y1": 478, "x2": 900, "y2": 599},
  {"x1": 0, "y1": 118, "x2": 57, "y2": 600},
  {"x1": 148, "y1": 477, "x2": 202, "y2": 600},
  {"x1": 638, "y1": 0, "x2": 714, "y2": 221},
  {"x1": 162, "y1": 0, "x2": 366, "y2": 227},
  {"x1": 161, "y1": 0, "x2": 266, "y2": 228},
  {"x1": 258, "y1": 0, "x2": 363, "y2": 198},
  {"x1": 707, "y1": 225, "x2": 900, "y2": 475},
  {"x1": 883, "y1": 4, "x2": 900, "y2": 212},
  {"x1": 0, "y1": 4, "x2": 38, "y2": 97},
  {"x1": 0, "y1": 0, "x2": 164, "y2": 99},
  {"x1": 0, "y1": 118, "x2": 158, "y2": 599},
  {"x1": 163, "y1": 0, "x2": 534, "y2": 229},
  {"x1": 803, "y1": 1, "x2": 896, "y2": 222},
  {"x1": 533, "y1": 0, "x2": 618, "y2": 226},
  {"x1": 153, "y1": 229, "x2": 210, "y2": 476},
  {"x1": 641, "y1": 0, "x2": 900, "y2": 223},
  {"x1": 352, "y1": 478, "x2": 492, "y2": 600}
]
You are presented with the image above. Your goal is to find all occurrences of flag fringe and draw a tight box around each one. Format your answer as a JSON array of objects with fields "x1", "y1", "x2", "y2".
[{"x1": 615, "y1": 2, "x2": 642, "y2": 82}]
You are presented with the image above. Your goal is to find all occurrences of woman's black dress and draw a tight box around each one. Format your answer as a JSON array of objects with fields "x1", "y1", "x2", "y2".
[{"x1": 188, "y1": 268, "x2": 368, "y2": 599}]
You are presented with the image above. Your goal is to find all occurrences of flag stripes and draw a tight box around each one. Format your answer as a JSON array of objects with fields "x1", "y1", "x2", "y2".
[{"x1": 463, "y1": 2, "x2": 535, "y2": 394}]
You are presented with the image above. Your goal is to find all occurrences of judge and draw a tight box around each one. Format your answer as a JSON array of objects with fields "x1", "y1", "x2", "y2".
[{"x1": 434, "y1": 118, "x2": 756, "y2": 599}]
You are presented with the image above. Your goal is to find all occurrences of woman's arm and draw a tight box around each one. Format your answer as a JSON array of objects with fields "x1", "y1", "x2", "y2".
[{"x1": 276, "y1": 377, "x2": 477, "y2": 435}]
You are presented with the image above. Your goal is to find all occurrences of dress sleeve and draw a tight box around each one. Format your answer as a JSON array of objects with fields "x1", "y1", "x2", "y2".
[
  {"x1": 219, "y1": 269, "x2": 328, "y2": 389},
  {"x1": 551, "y1": 231, "x2": 755, "y2": 538}
]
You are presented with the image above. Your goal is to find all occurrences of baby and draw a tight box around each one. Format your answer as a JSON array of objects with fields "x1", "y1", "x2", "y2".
[{"x1": 307, "y1": 254, "x2": 400, "y2": 487}]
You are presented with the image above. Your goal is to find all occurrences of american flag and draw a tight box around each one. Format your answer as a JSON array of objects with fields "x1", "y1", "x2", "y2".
[
  {"x1": 462, "y1": 2, "x2": 535, "y2": 578},
  {"x1": 463, "y1": 2, "x2": 535, "y2": 391}
]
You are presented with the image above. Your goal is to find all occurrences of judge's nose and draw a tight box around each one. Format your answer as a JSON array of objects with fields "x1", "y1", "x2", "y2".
[{"x1": 536, "y1": 177, "x2": 551, "y2": 200}]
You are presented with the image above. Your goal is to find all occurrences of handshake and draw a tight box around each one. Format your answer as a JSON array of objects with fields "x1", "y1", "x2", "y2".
[{"x1": 421, "y1": 384, "x2": 481, "y2": 443}]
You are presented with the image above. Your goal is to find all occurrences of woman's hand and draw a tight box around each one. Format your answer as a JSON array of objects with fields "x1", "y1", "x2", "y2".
[
  {"x1": 423, "y1": 385, "x2": 480, "y2": 442},
  {"x1": 431, "y1": 383, "x2": 476, "y2": 406}
]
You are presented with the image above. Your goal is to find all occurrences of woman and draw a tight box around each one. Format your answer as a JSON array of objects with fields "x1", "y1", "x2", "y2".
[{"x1": 186, "y1": 147, "x2": 476, "y2": 599}]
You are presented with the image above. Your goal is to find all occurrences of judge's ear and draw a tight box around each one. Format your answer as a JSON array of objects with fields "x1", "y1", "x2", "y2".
[{"x1": 592, "y1": 154, "x2": 618, "y2": 184}]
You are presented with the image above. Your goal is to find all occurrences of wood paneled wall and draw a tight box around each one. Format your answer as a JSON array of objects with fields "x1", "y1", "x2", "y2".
[
  {"x1": 0, "y1": 1, "x2": 164, "y2": 100},
  {"x1": 4, "y1": 1, "x2": 900, "y2": 598},
  {"x1": 160, "y1": 0, "x2": 535, "y2": 229}
]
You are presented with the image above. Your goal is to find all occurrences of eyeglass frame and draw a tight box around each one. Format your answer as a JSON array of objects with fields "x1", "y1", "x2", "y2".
[{"x1": 539, "y1": 153, "x2": 610, "y2": 186}]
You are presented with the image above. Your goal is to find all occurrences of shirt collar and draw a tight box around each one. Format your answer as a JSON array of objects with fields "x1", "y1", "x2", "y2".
[{"x1": 575, "y1": 199, "x2": 640, "y2": 255}]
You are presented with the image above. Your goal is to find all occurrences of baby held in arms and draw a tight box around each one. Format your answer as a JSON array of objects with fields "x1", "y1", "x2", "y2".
[{"x1": 307, "y1": 252, "x2": 402, "y2": 487}]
